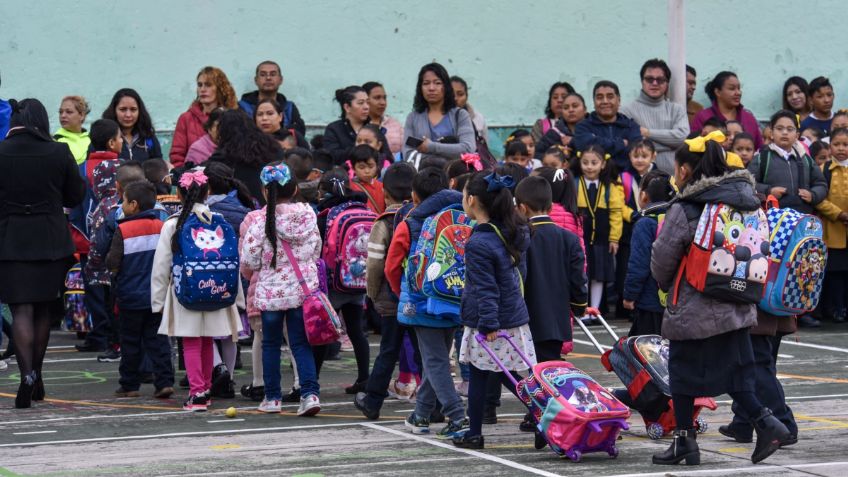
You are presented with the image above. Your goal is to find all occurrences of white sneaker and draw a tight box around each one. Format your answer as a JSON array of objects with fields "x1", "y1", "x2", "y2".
[
  {"x1": 340, "y1": 333, "x2": 354, "y2": 352},
  {"x1": 258, "y1": 398, "x2": 282, "y2": 413},
  {"x1": 387, "y1": 378, "x2": 417, "y2": 401},
  {"x1": 297, "y1": 394, "x2": 321, "y2": 416},
  {"x1": 0, "y1": 360, "x2": 7, "y2": 371}
]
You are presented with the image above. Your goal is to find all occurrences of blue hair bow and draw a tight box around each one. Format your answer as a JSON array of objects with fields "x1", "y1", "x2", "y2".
[
  {"x1": 260, "y1": 163, "x2": 292, "y2": 187},
  {"x1": 484, "y1": 172, "x2": 515, "y2": 192}
]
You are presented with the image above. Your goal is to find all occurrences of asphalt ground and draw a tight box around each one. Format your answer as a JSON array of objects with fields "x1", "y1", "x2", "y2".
[{"x1": 0, "y1": 321, "x2": 847, "y2": 477}]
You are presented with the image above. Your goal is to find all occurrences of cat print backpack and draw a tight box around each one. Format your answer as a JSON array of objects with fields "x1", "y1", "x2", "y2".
[
  {"x1": 673, "y1": 203, "x2": 771, "y2": 305},
  {"x1": 172, "y1": 211, "x2": 240, "y2": 311},
  {"x1": 759, "y1": 199, "x2": 827, "y2": 316},
  {"x1": 321, "y1": 202, "x2": 377, "y2": 293}
]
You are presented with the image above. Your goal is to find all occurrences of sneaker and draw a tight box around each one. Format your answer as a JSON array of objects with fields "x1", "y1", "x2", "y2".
[
  {"x1": 153, "y1": 387, "x2": 174, "y2": 399},
  {"x1": 387, "y1": 379, "x2": 417, "y2": 401},
  {"x1": 183, "y1": 392, "x2": 208, "y2": 412},
  {"x1": 258, "y1": 398, "x2": 282, "y2": 413},
  {"x1": 436, "y1": 418, "x2": 470, "y2": 440},
  {"x1": 297, "y1": 394, "x2": 321, "y2": 416},
  {"x1": 0, "y1": 359, "x2": 7, "y2": 371},
  {"x1": 75, "y1": 342, "x2": 107, "y2": 353},
  {"x1": 340, "y1": 333, "x2": 354, "y2": 352},
  {"x1": 97, "y1": 348, "x2": 121, "y2": 363},
  {"x1": 454, "y1": 380, "x2": 469, "y2": 398},
  {"x1": 405, "y1": 413, "x2": 430, "y2": 434},
  {"x1": 114, "y1": 386, "x2": 141, "y2": 398},
  {"x1": 354, "y1": 392, "x2": 380, "y2": 420},
  {"x1": 344, "y1": 380, "x2": 367, "y2": 395},
  {"x1": 241, "y1": 384, "x2": 265, "y2": 402},
  {"x1": 202, "y1": 389, "x2": 213, "y2": 407},
  {"x1": 282, "y1": 387, "x2": 301, "y2": 403}
]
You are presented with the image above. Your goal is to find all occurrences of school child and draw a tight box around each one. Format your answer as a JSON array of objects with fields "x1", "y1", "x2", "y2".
[
  {"x1": 725, "y1": 120, "x2": 744, "y2": 148},
  {"x1": 571, "y1": 145, "x2": 623, "y2": 324},
  {"x1": 622, "y1": 170, "x2": 675, "y2": 336},
  {"x1": 240, "y1": 162, "x2": 323, "y2": 415},
  {"x1": 451, "y1": 170, "x2": 535, "y2": 449},
  {"x1": 151, "y1": 168, "x2": 244, "y2": 411},
  {"x1": 540, "y1": 146, "x2": 568, "y2": 169},
  {"x1": 801, "y1": 126, "x2": 824, "y2": 145},
  {"x1": 385, "y1": 167, "x2": 468, "y2": 438},
  {"x1": 503, "y1": 141, "x2": 541, "y2": 172},
  {"x1": 810, "y1": 140, "x2": 830, "y2": 169},
  {"x1": 106, "y1": 180, "x2": 175, "y2": 398},
  {"x1": 533, "y1": 166, "x2": 585, "y2": 260},
  {"x1": 348, "y1": 144, "x2": 386, "y2": 213},
  {"x1": 699, "y1": 117, "x2": 726, "y2": 137},
  {"x1": 507, "y1": 129, "x2": 537, "y2": 159},
  {"x1": 800, "y1": 77, "x2": 835, "y2": 135},
  {"x1": 732, "y1": 132, "x2": 757, "y2": 167},
  {"x1": 142, "y1": 158, "x2": 181, "y2": 217},
  {"x1": 816, "y1": 127, "x2": 848, "y2": 322},
  {"x1": 238, "y1": 205, "x2": 267, "y2": 402},
  {"x1": 355, "y1": 123, "x2": 395, "y2": 169},
  {"x1": 355, "y1": 162, "x2": 424, "y2": 418},
  {"x1": 284, "y1": 148, "x2": 321, "y2": 205}
]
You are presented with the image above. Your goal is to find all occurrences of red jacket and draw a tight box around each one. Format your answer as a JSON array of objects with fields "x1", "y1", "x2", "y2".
[
  {"x1": 84, "y1": 151, "x2": 119, "y2": 189},
  {"x1": 351, "y1": 178, "x2": 386, "y2": 214},
  {"x1": 170, "y1": 103, "x2": 208, "y2": 167},
  {"x1": 384, "y1": 221, "x2": 411, "y2": 296}
]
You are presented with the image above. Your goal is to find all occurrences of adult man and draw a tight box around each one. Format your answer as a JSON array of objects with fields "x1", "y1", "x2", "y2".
[
  {"x1": 621, "y1": 59, "x2": 690, "y2": 174},
  {"x1": 573, "y1": 80, "x2": 642, "y2": 171},
  {"x1": 238, "y1": 61, "x2": 305, "y2": 135},
  {"x1": 686, "y1": 65, "x2": 704, "y2": 126}
]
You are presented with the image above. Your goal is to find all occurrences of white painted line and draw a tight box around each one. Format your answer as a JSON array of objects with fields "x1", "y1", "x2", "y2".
[
  {"x1": 573, "y1": 338, "x2": 611, "y2": 350},
  {"x1": 781, "y1": 339, "x2": 848, "y2": 354},
  {"x1": 603, "y1": 461, "x2": 848, "y2": 477},
  {"x1": 206, "y1": 419, "x2": 245, "y2": 423},
  {"x1": 715, "y1": 393, "x2": 848, "y2": 404},
  {"x1": 13, "y1": 430, "x2": 57, "y2": 435},
  {"x1": 46, "y1": 345, "x2": 76, "y2": 349},
  {"x1": 41, "y1": 357, "x2": 97, "y2": 363},
  {"x1": 776, "y1": 354, "x2": 793, "y2": 359},
  {"x1": 361, "y1": 422, "x2": 563, "y2": 477},
  {"x1": 0, "y1": 421, "x2": 360, "y2": 447}
]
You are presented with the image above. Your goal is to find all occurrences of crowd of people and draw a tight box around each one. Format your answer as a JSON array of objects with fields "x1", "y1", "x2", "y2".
[{"x1": 0, "y1": 57, "x2": 844, "y2": 466}]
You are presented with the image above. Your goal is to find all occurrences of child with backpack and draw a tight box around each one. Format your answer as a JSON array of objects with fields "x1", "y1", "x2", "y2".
[
  {"x1": 385, "y1": 167, "x2": 469, "y2": 438},
  {"x1": 622, "y1": 170, "x2": 675, "y2": 336},
  {"x1": 151, "y1": 168, "x2": 244, "y2": 412},
  {"x1": 816, "y1": 127, "x2": 848, "y2": 323},
  {"x1": 354, "y1": 162, "x2": 422, "y2": 419},
  {"x1": 349, "y1": 144, "x2": 386, "y2": 214},
  {"x1": 533, "y1": 166, "x2": 585, "y2": 260},
  {"x1": 316, "y1": 168, "x2": 373, "y2": 392},
  {"x1": 240, "y1": 162, "x2": 323, "y2": 415},
  {"x1": 452, "y1": 171, "x2": 534, "y2": 449},
  {"x1": 143, "y1": 158, "x2": 181, "y2": 217},
  {"x1": 106, "y1": 180, "x2": 175, "y2": 399}
]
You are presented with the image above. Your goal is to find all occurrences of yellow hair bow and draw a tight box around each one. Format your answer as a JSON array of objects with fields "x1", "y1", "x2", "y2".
[
  {"x1": 725, "y1": 151, "x2": 744, "y2": 168},
  {"x1": 685, "y1": 130, "x2": 726, "y2": 152},
  {"x1": 604, "y1": 153, "x2": 611, "y2": 161}
]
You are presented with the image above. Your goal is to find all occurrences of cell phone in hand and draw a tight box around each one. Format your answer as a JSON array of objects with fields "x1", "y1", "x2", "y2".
[{"x1": 406, "y1": 136, "x2": 424, "y2": 148}]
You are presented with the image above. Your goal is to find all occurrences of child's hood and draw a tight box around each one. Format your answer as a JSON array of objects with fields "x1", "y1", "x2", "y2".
[
  {"x1": 91, "y1": 160, "x2": 119, "y2": 203},
  {"x1": 272, "y1": 202, "x2": 317, "y2": 243}
]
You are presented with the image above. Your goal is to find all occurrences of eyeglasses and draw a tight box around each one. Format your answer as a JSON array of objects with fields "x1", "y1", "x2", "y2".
[
  {"x1": 643, "y1": 76, "x2": 668, "y2": 85},
  {"x1": 773, "y1": 126, "x2": 797, "y2": 133}
]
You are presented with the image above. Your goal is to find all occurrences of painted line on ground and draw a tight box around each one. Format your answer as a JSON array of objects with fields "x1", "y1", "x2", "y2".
[
  {"x1": 715, "y1": 393, "x2": 848, "y2": 404},
  {"x1": 0, "y1": 393, "x2": 177, "y2": 411},
  {"x1": 776, "y1": 354, "x2": 793, "y2": 359},
  {"x1": 777, "y1": 373, "x2": 848, "y2": 384},
  {"x1": 781, "y1": 339, "x2": 848, "y2": 354},
  {"x1": 11, "y1": 430, "x2": 56, "y2": 435},
  {"x1": 206, "y1": 419, "x2": 245, "y2": 424},
  {"x1": 41, "y1": 358, "x2": 97, "y2": 364},
  {"x1": 603, "y1": 460, "x2": 848, "y2": 477},
  {"x1": 361, "y1": 422, "x2": 563, "y2": 477},
  {"x1": 573, "y1": 339, "x2": 611, "y2": 350},
  {"x1": 794, "y1": 413, "x2": 848, "y2": 428},
  {"x1": 46, "y1": 346, "x2": 76, "y2": 349}
]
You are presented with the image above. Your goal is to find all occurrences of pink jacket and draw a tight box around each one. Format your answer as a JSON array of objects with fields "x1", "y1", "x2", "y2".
[
  {"x1": 381, "y1": 115, "x2": 404, "y2": 154},
  {"x1": 185, "y1": 134, "x2": 216, "y2": 165},
  {"x1": 550, "y1": 203, "x2": 587, "y2": 271},
  {"x1": 240, "y1": 202, "x2": 321, "y2": 312},
  {"x1": 691, "y1": 102, "x2": 763, "y2": 150},
  {"x1": 170, "y1": 103, "x2": 208, "y2": 167}
]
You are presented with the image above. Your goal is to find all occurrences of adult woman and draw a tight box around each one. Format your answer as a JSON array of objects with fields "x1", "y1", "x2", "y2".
[
  {"x1": 531, "y1": 82, "x2": 575, "y2": 143},
  {"x1": 450, "y1": 76, "x2": 488, "y2": 141},
  {"x1": 364, "y1": 81, "x2": 404, "y2": 155},
  {"x1": 0, "y1": 99, "x2": 85, "y2": 408},
  {"x1": 691, "y1": 71, "x2": 763, "y2": 149},
  {"x1": 253, "y1": 99, "x2": 310, "y2": 150},
  {"x1": 53, "y1": 96, "x2": 91, "y2": 165},
  {"x1": 402, "y1": 63, "x2": 475, "y2": 163},
  {"x1": 651, "y1": 134, "x2": 790, "y2": 465},
  {"x1": 782, "y1": 77, "x2": 812, "y2": 123},
  {"x1": 208, "y1": 109, "x2": 283, "y2": 204},
  {"x1": 101, "y1": 88, "x2": 163, "y2": 162},
  {"x1": 324, "y1": 85, "x2": 375, "y2": 166},
  {"x1": 535, "y1": 92, "x2": 588, "y2": 159},
  {"x1": 171, "y1": 66, "x2": 238, "y2": 167}
]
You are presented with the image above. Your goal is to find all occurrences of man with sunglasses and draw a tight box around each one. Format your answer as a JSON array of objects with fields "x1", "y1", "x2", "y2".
[{"x1": 622, "y1": 58, "x2": 690, "y2": 174}]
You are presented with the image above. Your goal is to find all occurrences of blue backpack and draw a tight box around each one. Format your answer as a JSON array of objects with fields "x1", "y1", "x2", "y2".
[{"x1": 172, "y1": 212, "x2": 240, "y2": 311}]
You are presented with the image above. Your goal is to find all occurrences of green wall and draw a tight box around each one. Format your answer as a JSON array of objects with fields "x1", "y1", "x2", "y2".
[{"x1": 3, "y1": 0, "x2": 847, "y2": 157}]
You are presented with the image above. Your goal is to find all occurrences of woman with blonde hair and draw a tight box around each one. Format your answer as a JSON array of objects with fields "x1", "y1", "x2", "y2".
[{"x1": 53, "y1": 95, "x2": 91, "y2": 164}]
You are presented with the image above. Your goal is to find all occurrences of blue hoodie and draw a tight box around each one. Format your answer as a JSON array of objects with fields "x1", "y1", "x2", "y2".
[{"x1": 0, "y1": 99, "x2": 10, "y2": 142}]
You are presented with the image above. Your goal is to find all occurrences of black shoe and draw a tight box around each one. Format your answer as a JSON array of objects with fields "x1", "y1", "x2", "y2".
[
  {"x1": 240, "y1": 384, "x2": 265, "y2": 402},
  {"x1": 429, "y1": 408, "x2": 446, "y2": 424},
  {"x1": 32, "y1": 375, "x2": 45, "y2": 401},
  {"x1": 179, "y1": 375, "x2": 189, "y2": 389},
  {"x1": 15, "y1": 371, "x2": 37, "y2": 409},
  {"x1": 354, "y1": 392, "x2": 380, "y2": 420},
  {"x1": 752, "y1": 408, "x2": 790, "y2": 464},
  {"x1": 519, "y1": 413, "x2": 536, "y2": 432},
  {"x1": 652, "y1": 429, "x2": 700, "y2": 465},
  {"x1": 75, "y1": 342, "x2": 107, "y2": 353},
  {"x1": 282, "y1": 387, "x2": 301, "y2": 403},
  {"x1": 344, "y1": 380, "x2": 367, "y2": 395},
  {"x1": 213, "y1": 380, "x2": 235, "y2": 399},
  {"x1": 781, "y1": 434, "x2": 798, "y2": 447},
  {"x1": 140, "y1": 373, "x2": 154, "y2": 384},
  {"x1": 797, "y1": 314, "x2": 821, "y2": 328},
  {"x1": 718, "y1": 424, "x2": 753, "y2": 443},
  {"x1": 482, "y1": 407, "x2": 497, "y2": 425},
  {"x1": 534, "y1": 430, "x2": 547, "y2": 449},
  {"x1": 210, "y1": 364, "x2": 231, "y2": 397},
  {"x1": 97, "y1": 348, "x2": 121, "y2": 363},
  {"x1": 452, "y1": 433, "x2": 484, "y2": 449}
]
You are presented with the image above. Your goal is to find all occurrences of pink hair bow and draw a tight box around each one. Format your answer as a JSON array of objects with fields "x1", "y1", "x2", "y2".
[
  {"x1": 461, "y1": 153, "x2": 483, "y2": 172},
  {"x1": 179, "y1": 170, "x2": 208, "y2": 189}
]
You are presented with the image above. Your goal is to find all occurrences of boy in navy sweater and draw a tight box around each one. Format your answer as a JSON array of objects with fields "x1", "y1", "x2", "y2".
[
  {"x1": 622, "y1": 170, "x2": 675, "y2": 336},
  {"x1": 106, "y1": 180, "x2": 174, "y2": 398}
]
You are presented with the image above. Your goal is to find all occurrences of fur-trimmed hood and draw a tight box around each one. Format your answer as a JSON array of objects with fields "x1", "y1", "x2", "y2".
[{"x1": 675, "y1": 168, "x2": 759, "y2": 210}]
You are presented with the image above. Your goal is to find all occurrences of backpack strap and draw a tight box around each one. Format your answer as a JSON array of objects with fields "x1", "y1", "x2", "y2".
[
  {"x1": 350, "y1": 181, "x2": 380, "y2": 212},
  {"x1": 280, "y1": 241, "x2": 313, "y2": 297},
  {"x1": 759, "y1": 149, "x2": 772, "y2": 184},
  {"x1": 284, "y1": 101, "x2": 294, "y2": 128},
  {"x1": 621, "y1": 172, "x2": 633, "y2": 203}
]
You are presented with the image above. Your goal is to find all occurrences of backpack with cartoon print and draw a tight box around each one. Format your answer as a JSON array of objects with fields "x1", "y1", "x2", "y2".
[
  {"x1": 321, "y1": 202, "x2": 377, "y2": 293},
  {"x1": 672, "y1": 203, "x2": 770, "y2": 305}
]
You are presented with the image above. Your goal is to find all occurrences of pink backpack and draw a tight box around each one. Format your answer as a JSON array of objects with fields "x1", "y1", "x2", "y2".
[
  {"x1": 280, "y1": 241, "x2": 341, "y2": 346},
  {"x1": 321, "y1": 202, "x2": 377, "y2": 293}
]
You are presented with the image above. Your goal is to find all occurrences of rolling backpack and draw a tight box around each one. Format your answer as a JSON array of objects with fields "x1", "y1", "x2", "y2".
[
  {"x1": 62, "y1": 263, "x2": 92, "y2": 332},
  {"x1": 171, "y1": 212, "x2": 240, "y2": 311},
  {"x1": 409, "y1": 205, "x2": 475, "y2": 317},
  {"x1": 672, "y1": 202, "x2": 771, "y2": 305},
  {"x1": 321, "y1": 202, "x2": 377, "y2": 293},
  {"x1": 759, "y1": 198, "x2": 827, "y2": 316}
]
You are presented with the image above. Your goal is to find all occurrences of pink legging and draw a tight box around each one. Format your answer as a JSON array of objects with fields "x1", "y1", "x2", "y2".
[{"x1": 183, "y1": 337, "x2": 214, "y2": 396}]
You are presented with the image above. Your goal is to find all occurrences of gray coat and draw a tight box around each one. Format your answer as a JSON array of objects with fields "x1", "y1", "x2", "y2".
[
  {"x1": 747, "y1": 142, "x2": 827, "y2": 214},
  {"x1": 402, "y1": 107, "x2": 476, "y2": 162},
  {"x1": 651, "y1": 169, "x2": 759, "y2": 341}
]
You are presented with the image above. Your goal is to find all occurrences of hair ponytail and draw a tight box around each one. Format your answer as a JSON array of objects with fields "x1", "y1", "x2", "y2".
[
  {"x1": 675, "y1": 139, "x2": 730, "y2": 185},
  {"x1": 465, "y1": 171, "x2": 526, "y2": 265},
  {"x1": 261, "y1": 161, "x2": 298, "y2": 269},
  {"x1": 171, "y1": 176, "x2": 210, "y2": 253}
]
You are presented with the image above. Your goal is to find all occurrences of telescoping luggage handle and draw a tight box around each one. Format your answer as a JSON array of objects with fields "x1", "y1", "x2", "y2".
[
  {"x1": 573, "y1": 307, "x2": 620, "y2": 354},
  {"x1": 474, "y1": 331, "x2": 535, "y2": 388}
]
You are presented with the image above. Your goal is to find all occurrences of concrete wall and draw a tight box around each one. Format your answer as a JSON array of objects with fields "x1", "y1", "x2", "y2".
[{"x1": 2, "y1": 0, "x2": 847, "y2": 153}]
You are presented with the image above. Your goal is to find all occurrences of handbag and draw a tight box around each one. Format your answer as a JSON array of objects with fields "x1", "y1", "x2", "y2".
[{"x1": 280, "y1": 241, "x2": 342, "y2": 346}]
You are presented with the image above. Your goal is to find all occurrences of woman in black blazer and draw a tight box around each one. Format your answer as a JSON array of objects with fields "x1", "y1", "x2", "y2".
[{"x1": 0, "y1": 99, "x2": 85, "y2": 408}]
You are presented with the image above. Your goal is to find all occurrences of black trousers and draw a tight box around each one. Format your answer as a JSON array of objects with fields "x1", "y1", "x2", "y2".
[
  {"x1": 118, "y1": 309, "x2": 174, "y2": 391},
  {"x1": 534, "y1": 339, "x2": 563, "y2": 363},
  {"x1": 363, "y1": 314, "x2": 421, "y2": 410}
]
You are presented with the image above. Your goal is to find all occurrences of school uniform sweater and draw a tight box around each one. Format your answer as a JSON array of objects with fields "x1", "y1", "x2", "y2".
[{"x1": 575, "y1": 177, "x2": 624, "y2": 245}]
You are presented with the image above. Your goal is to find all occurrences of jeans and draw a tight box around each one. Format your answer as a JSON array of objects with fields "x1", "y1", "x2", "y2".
[
  {"x1": 413, "y1": 326, "x2": 465, "y2": 422},
  {"x1": 261, "y1": 308, "x2": 319, "y2": 400},
  {"x1": 363, "y1": 315, "x2": 420, "y2": 410},
  {"x1": 118, "y1": 309, "x2": 174, "y2": 391},
  {"x1": 84, "y1": 282, "x2": 117, "y2": 349}
]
